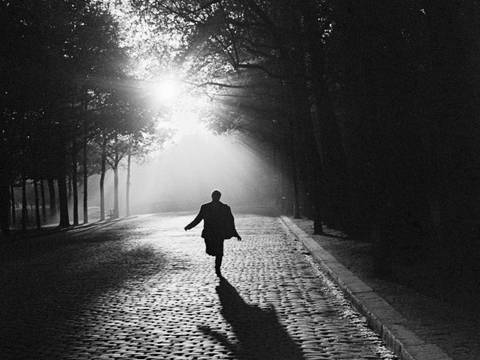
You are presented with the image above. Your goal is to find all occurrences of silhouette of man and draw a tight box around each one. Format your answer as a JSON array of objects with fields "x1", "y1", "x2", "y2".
[{"x1": 184, "y1": 190, "x2": 241, "y2": 276}]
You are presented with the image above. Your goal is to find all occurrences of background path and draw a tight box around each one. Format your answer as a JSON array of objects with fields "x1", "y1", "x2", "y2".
[{"x1": 0, "y1": 214, "x2": 396, "y2": 359}]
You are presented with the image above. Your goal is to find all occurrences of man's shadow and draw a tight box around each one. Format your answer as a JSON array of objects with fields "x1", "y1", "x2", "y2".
[{"x1": 198, "y1": 278, "x2": 305, "y2": 360}]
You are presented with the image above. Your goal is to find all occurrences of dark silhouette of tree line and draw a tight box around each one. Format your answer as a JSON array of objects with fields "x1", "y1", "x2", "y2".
[
  {"x1": 0, "y1": 1, "x2": 162, "y2": 231},
  {"x1": 2, "y1": 0, "x2": 479, "y2": 301},
  {"x1": 130, "y1": 0, "x2": 480, "y2": 298}
]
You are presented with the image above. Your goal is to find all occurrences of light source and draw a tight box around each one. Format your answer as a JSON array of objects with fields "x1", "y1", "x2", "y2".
[{"x1": 149, "y1": 76, "x2": 182, "y2": 104}]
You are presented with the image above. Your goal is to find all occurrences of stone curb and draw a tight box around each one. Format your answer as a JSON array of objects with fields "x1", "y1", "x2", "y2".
[{"x1": 280, "y1": 216, "x2": 453, "y2": 360}]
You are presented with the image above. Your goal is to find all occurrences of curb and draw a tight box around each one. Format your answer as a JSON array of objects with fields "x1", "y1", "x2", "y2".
[{"x1": 280, "y1": 216, "x2": 452, "y2": 360}]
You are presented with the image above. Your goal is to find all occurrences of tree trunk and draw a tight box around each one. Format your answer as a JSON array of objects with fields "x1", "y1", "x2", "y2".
[
  {"x1": 0, "y1": 157, "x2": 10, "y2": 235},
  {"x1": 83, "y1": 122, "x2": 88, "y2": 224},
  {"x1": 300, "y1": 2, "x2": 349, "y2": 228},
  {"x1": 113, "y1": 165, "x2": 119, "y2": 219},
  {"x1": 112, "y1": 134, "x2": 120, "y2": 219},
  {"x1": 279, "y1": 81, "x2": 301, "y2": 219},
  {"x1": 313, "y1": 208, "x2": 323, "y2": 234},
  {"x1": 280, "y1": 149, "x2": 290, "y2": 214},
  {"x1": 291, "y1": 146, "x2": 301, "y2": 219},
  {"x1": 312, "y1": 166, "x2": 324, "y2": 235},
  {"x1": 40, "y1": 179, "x2": 46, "y2": 222},
  {"x1": 67, "y1": 176, "x2": 72, "y2": 201},
  {"x1": 48, "y1": 178, "x2": 57, "y2": 217},
  {"x1": 57, "y1": 141, "x2": 70, "y2": 227},
  {"x1": 21, "y1": 176, "x2": 27, "y2": 231},
  {"x1": 10, "y1": 185, "x2": 15, "y2": 226},
  {"x1": 126, "y1": 150, "x2": 131, "y2": 217},
  {"x1": 100, "y1": 134, "x2": 107, "y2": 221},
  {"x1": 287, "y1": 101, "x2": 301, "y2": 219},
  {"x1": 34, "y1": 180, "x2": 41, "y2": 230},
  {"x1": 287, "y1": 114, "x2": 301, "y2": 219},
  {"x1": 72, "y1": 141, "x2": 79, "y2": 226},
  {"x1": 58, "y1": 174, "x2": 70, "y2": 227},
  {"x1": 0, "y1": 184, "x2": 10, "y2": 235}
]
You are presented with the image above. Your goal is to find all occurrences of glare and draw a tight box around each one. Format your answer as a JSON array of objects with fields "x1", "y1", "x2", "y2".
[
  {"x1": 172, "y1": 109, "x2": 207, "y2": 136},
  {"x1": 149, "y1": 76, "x2": 182, "y2": 104},
  {"x1": 148, "y1": 74, "x2": 212, "y2": 137},
  {"x1": 125, "y1": 132, "x2": 279, "y2": 213},
  {"x1": 105, "y1": 2, "x2": 279, "y2": 217}
]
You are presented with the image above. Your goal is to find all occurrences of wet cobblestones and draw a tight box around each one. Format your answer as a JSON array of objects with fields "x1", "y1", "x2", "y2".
[{"x1": 0, "y1": 214, "x2": 396, "y2": 359}]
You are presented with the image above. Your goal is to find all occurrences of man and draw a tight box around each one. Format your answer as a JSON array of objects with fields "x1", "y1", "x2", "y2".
[{"x1": 184, "y1": 190, "x2": 241, "y2": 276}]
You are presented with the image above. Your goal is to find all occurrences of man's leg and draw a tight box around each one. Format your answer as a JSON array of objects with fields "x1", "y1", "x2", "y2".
[{"x1": 215, "y1": 255, "x2": 223, "y2": 276}]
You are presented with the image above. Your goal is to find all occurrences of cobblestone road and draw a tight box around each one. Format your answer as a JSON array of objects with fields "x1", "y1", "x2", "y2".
[{"x1": 0, "y1": 214, "x2": 396, "y2": 360}]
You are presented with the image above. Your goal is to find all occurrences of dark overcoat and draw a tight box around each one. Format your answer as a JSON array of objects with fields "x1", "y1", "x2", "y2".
[{"x1": 185, "y1": 201, "x2": 239, "y2": 256}]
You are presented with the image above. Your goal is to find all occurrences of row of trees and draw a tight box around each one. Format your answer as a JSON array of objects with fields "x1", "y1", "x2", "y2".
[
  {"x1": 130, "y1": 0, "x2": 480, "y2": 290},
  {"x1": 0, "y1": 1, "x2": 162, "y2": 232},
  {"x1": 2, "y1": 0, "x2": 479, "y2": 297}
]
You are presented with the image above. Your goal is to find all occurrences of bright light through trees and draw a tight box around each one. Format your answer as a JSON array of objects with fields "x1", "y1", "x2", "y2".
[
  {"x1": 144, "y1": 74, "x2": 210, "y2": 137},
  {"x1": 108, "y1": 2, "x2": 211, "y2": 135},
  {"x1": 148, "y1": 76, "x2": 182, "y2": 104},
  {"x1": 99, "y1": 1, "x2": 281, "y2": 215},
  {"x1": 126, "y1": 132, "x2": 278, "y2": 212}
]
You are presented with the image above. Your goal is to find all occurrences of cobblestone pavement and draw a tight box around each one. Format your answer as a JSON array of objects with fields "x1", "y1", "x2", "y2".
[{"x1": 0, "y1": 214, "x2": 397, "y2": 360}]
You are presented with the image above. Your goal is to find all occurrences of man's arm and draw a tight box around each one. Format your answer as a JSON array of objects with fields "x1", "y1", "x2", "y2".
[
  {"x1": 227, "y1": 207, "x2": 241, "y2": 240},
  {"x1": 184, "y1": 206, "x2": 203, "y2": 231}
]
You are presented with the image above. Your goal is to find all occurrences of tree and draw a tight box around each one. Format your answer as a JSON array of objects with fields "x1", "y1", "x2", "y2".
[{"x1": 0, "y1": 0, "x2": 130, "y2": 229}]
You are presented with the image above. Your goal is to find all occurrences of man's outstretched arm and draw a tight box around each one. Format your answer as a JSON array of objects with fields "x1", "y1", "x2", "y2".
[
  {"x1": 227, "y1": 207, "x2": 242, "y2": 240},
  {"x1": 184, "y1": 207, "x2": 203, "y2": 231}
]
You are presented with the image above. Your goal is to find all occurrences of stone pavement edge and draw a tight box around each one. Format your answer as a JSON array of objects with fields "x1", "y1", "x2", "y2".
[{"x1": 280, "y1": 216, "x2": 453, "y2": 360}]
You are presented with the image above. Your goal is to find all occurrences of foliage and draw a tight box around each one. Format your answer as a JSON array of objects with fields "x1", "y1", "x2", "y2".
[{"x1": 0, "y1": 0, "x2": 165, "y2": 228}]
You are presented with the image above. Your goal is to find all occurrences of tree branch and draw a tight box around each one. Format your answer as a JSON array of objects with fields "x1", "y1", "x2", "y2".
[
  {"x1": 236, "y1": 63, "x2": 284, "y2": 79},
  {"x1": 193, "y1": 81, "x2": 251, "y2": 89}
]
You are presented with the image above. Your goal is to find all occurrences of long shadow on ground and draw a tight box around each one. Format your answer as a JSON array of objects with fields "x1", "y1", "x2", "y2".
[
  {"x1": 0, "y1": 224, "x2": 166, "y2": 358},
  {"x1": 199, "y1": 278, "x2": 305, "y2": 360}
]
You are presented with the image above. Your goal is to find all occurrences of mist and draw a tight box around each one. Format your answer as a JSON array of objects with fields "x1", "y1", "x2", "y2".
[{"x1": 97, "y1": 131, "x2": 280, "y2": 217}]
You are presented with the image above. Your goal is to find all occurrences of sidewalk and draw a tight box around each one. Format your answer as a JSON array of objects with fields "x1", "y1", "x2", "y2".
[{"x1": 283, "y1": 217, "x2": 480, "y2": 360}]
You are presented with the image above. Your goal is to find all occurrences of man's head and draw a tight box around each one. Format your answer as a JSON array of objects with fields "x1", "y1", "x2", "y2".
[{"x1": 211, "y1": 190, "x2": 222, "y2": 202}]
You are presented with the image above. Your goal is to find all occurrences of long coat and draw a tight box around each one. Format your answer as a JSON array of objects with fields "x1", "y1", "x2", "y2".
[{"x1": 185, "y1": 201, "x2": 240, "y2": 256}]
